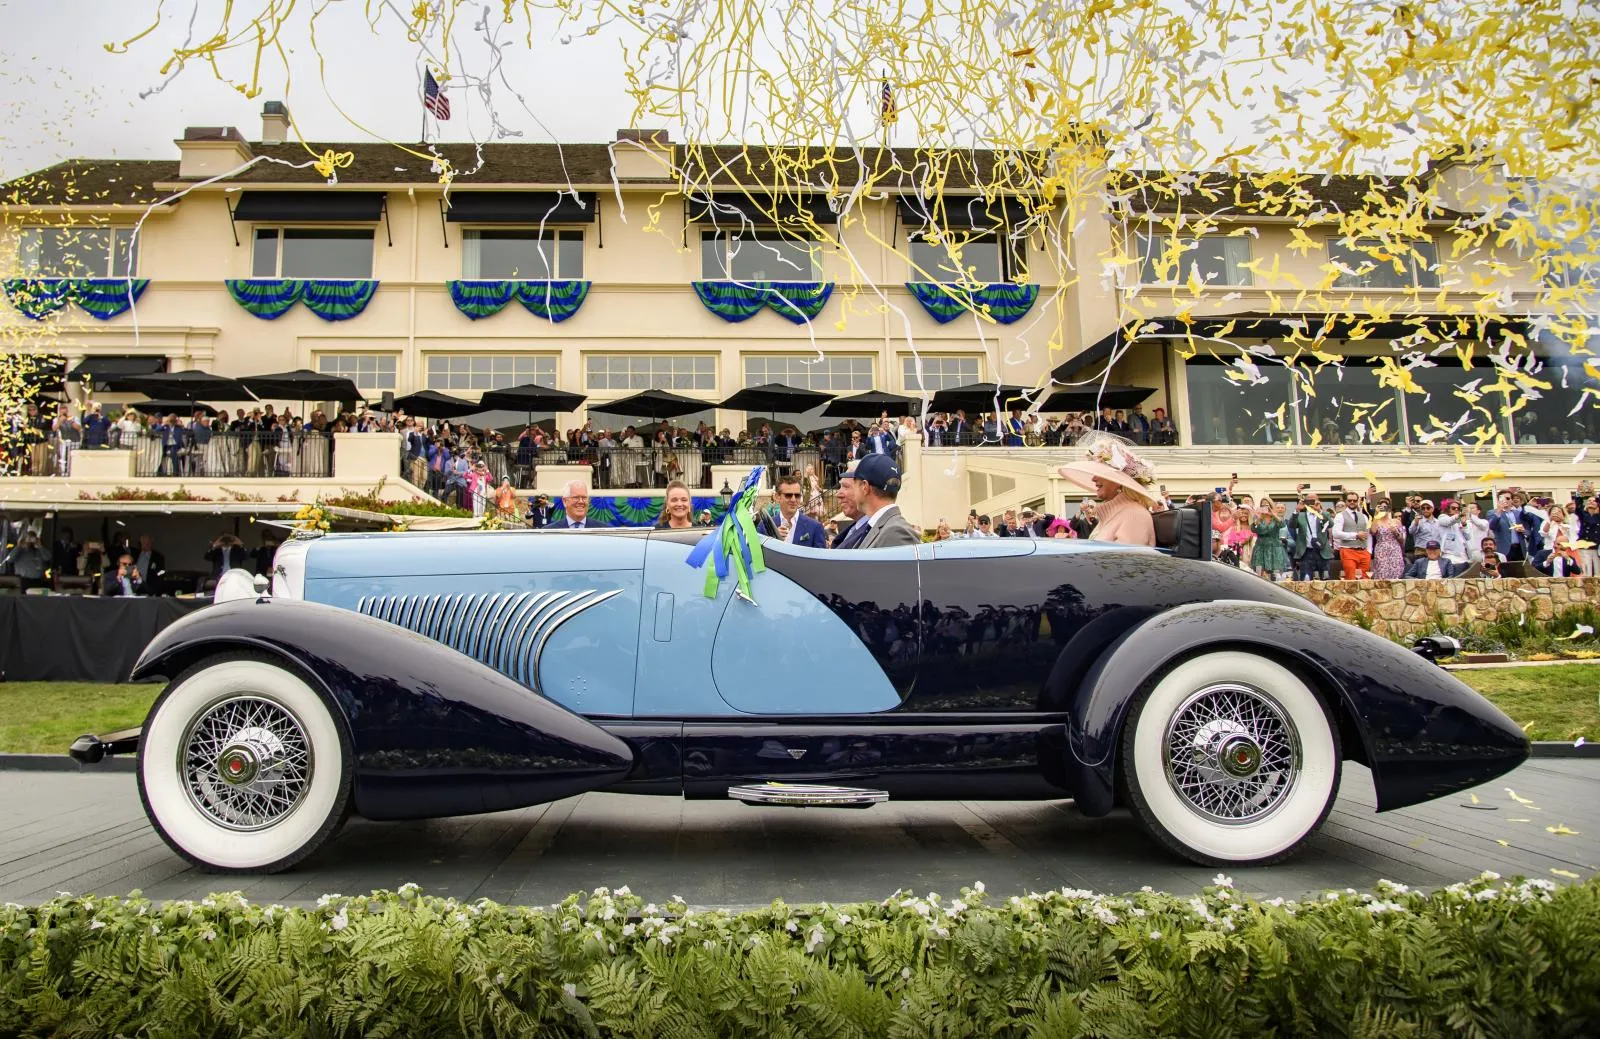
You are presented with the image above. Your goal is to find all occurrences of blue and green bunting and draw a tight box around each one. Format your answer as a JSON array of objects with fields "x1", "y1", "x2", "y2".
[
  {"x1": 446, "y1": 280, "x2": 592, "y2": 322},
  {"x1": 906, "y1": 281, "x2": 1039, "y2": 325},
  {"x1": 301, "y1": 279, "x2": 379, "y2": 321},
  {"x1": 549, "y1": 495, "x2": 730, "y2": 528},
  {"x1": 685, "y1": 466, "x2": 767, "y2": 601},
  {"x1": 2, "y1": 278, "x2": 149, "y2": 320},
  {"x1": 225, "y1": 279, "x2": 379, "y2": 321},
  {"x1": 692, "y1": 281, "x2": 834, "y2": 324}
]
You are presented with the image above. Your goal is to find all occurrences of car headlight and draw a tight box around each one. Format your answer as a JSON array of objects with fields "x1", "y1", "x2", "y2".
[{"x1": 271, "y1": 538, "x2": 311, "y2": 599}]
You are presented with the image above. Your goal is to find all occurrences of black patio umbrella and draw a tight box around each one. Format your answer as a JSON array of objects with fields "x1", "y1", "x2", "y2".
[
  {"x1": 928, "y1": 383, "x2": 1036, "y2": 414},
  {"x1": 123, "y1": 369, "x2": 257, "y2": 402},
  {"x1": 479, "y1": 383, "x2": 588, "y2": 415},
  {"x1": 588, "y1": 388, "x2": 713, "y2": 421},
  {"x1": 820, "y1": 390, "x2": 923, "y2": 419},
  {"x1": 128, "y1": 399, "x2": 221, "y2": 417},
  {"x1": 391, "y1": 389, "x2": 481, "y2": 418},
  {"x1": 239, "y1": 369, "x2": 363, "y2": 403},
  {"x1": 719, "y1": 382, "x2": 835, "y2": 416},
  {"x1": 1037, "y1": 384, "x2": 1157, "y2": 412}
]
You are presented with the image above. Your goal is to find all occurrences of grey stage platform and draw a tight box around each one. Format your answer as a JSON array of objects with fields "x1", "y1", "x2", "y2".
[{"x1": 2, "y1": 761, "x2": 1595, "y2": 908}]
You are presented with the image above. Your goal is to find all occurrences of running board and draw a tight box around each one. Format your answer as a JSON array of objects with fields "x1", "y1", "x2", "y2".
[
  {"x1": 727, "y1": 782, "x2": 888, "y2": 808},
  {"x1": 68, "y1": 727, "x2": 142, "y2": 765}
]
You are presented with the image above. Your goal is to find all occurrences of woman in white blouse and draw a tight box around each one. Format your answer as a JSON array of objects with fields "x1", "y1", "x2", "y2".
[{"x1": 1541, "y1": 504, "x2": 1579, "y2": 549}]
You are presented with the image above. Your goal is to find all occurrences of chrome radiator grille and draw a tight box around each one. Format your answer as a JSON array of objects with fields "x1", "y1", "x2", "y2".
[{"x1": 356, "y1": 589, "x2": 620, "y2": 691}]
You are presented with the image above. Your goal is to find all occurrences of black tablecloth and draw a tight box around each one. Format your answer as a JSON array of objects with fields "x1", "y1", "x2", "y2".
[{"x1": 0, "y1": 596, "x2": 211, "y2": 682}]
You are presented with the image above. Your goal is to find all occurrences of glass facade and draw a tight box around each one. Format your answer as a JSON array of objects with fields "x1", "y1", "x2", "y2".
[
  {"x1": 700, "y1": 230, "x2": 819, "y2": 281},
  {"x1": 902, "y1": 354, "x2": 983, "y2": 393},
  {"x1": 462, "y1": 229, "x2": 583, "y2": 279},
  {"x1": 1183, "y1": 353, "x2": 1583, "y2": 445},
  {"x1": 586, "y1": 354, "x2": 716, "y2": 392},
  {"x1": 252, "y1": 229, "x2": 374, "y2": 278},
  {"x1": 1328, "y1": 237, "x2": 1439, "y2": 289},
  {"x1": 317, "y1": 354, "x2": 396, "y2": 392},
  {"x1": 19, "y1": 227, "x2": 138, "y2": 277},
  {"x1": 1136, "y1": 232, "x2": 1252, "y2": 286},
  {"x1": 426, "y1": 354, "x2": 556, "y2": 391}
]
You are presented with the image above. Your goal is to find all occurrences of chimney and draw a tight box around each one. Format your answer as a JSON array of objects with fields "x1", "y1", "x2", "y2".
[
  {"x1": 1424, "y1": 143, "x2": 1508, "y2": 214},
  {"x1": 175, "y1": 126, "x2": 253, "y2": 178},
  {"x1": 261, "y1": 101, "x2": 291, "y2": 145},
  {"x1": 612, "y1": 128, "x2": 674, "y2": 180}
]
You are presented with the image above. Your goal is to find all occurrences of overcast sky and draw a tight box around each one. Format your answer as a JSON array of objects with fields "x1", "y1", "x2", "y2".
[{"x1": 0, "y1": 0, "x2": 645, "y2": 181}]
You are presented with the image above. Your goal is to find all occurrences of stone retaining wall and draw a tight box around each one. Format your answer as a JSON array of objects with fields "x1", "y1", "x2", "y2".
[{"x1": 1282, "y1": 577, "x2": 1600, "y2": 637}]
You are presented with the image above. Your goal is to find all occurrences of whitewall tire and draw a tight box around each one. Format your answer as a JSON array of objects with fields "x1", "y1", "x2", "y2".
[
  {"x1": 138, "y1": 654, "x2": 353, "y2": 873},
  {"x1": 1121, "y1": 650, "x2": 1340, "y2": 866}
]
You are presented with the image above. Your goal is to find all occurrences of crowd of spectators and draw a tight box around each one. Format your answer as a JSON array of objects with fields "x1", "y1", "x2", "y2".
[
  {"x1": 1195, "y1": 480, "x2": 1599, "y2": 582},
  {"x1": 0, "y1": 524, "x2": 282, "y2": 597}
]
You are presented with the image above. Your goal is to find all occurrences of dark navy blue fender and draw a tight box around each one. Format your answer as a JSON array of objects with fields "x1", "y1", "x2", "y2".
[
  {"x1": 1060, "y1": 599, "x2": 1530, "y2": 817},
  {"x1": 129, "y1": 597, "x2": 635, "y2": 820}
]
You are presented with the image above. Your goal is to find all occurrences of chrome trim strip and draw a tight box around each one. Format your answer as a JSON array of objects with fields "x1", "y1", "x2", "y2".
[
  {"x1": 531, "y1": 588, "x2": 622, "y2": 694},
  {"x1": 505, "y1": 591, "x2": 563, "y2": 683}
]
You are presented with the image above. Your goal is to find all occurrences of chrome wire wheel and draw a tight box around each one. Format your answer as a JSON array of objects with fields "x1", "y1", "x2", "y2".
[
  {"x1": 1162, "y1": 683, "x2": 1301, "y2": 825},
  {"x1": 180, "y1": 695, "x2": 313, "y2": 831}
]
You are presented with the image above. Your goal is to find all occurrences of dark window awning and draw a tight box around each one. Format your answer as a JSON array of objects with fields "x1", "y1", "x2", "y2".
[
  {"x1": 897, "y1": 195, "x2": 1029, "y2": 233},
  {"x1": 443, "y1": 191, "x2": 598, "y2": 224},
  {"x1": 231, "y1": 190, "x2": 387, "y2": 222},
  {"x1": 67, "y1": 355, "x2": 167, "y2": 391},
  {"x1": 687, "y1": 192, "x2": 837, "y2": 228}
]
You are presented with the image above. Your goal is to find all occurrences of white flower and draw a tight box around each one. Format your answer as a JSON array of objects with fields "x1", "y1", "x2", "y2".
[
  {"x1": 1478, "y1": 871, "x2": 1501, "y2": 881},
  {"x1": 1325, "y1": 892, "x2": 1341, "y2": 901},
  {"x1": 836, "y1": 914, "x2": 851, "y2": 925},
  {"x1": 1149, "y1": 930, "x2": 1161, "y2": 940},
  {"x1": 563, "y1": 983, "x2": 577, "y2": 998},
  {"x1": 201, "y1": 898, "x2": 216, "y2": 908},
  {"x1": 495, "y1": 972, "x2": 508, "y2": 986},
  {"x1": 622, "y1": 923, "x2": 636, "y2": 937},
  {"x1": 973, "y1": 881, "x2": 985, "y2": 893},
  {"x1": 1474, "y1": 889, "x2": 1499, "y2": 902},
  {"x1": 785, "y1": 920, "x2": 798, "y2": 933},
  {"x1": 901, "y1": 967, "x2": 912, "y2": 980},
  {"x1": 200, "y1": 929, "x2": 217, "y2": 941},
  {"x1": 615, "y1": 886, "x2": 631, "y2": 896},
  {"x1": 1130, "y1": 907, "x2": 1146, "y2": 918},
  {"x1": 398, "y1": 883, "x2": 420, "y2": 897},
  {"x1": 804, "y1": 926, "x2": 826, "y2": 953},
  {"x1": 330, "y1": 909, "x2": 348, "y2": 931},
  {"x1": 150, "y1": 923, "x2": 161, "y2": 935},
  {"x1": 1376, "y1": 880, "x2": 1410, "y2": 895},
  {"x1": 89, "y1": 919, "x2": 106, "y2": 931},
  {"x1": 1213, "y1": 873, "x2": 1234, "y2": 888}
]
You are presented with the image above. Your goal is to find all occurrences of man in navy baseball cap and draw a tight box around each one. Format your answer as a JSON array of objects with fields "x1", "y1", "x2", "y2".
[{"x1": 841, "y1": 453, "x2": 919, "y2": 549}]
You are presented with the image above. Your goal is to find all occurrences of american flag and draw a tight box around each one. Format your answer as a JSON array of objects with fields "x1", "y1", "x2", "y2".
[
  {"x1": 423, "y1": 69, "x2": 451, "y2": 120},
  {"x1": 879, "y1": 77, "x2": 896, "y2": 124}
]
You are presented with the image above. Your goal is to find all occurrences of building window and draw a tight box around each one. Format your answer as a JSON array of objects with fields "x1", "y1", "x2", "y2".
[
  {"x1": 252, "y1": 228, "x2": 374, "y2": 279},
  {"x1": 909, "y1": 232, "x2": 1021, "y2": 284},
  {"x1": 1136, "y1": 231, "x2": 1251, "y2": 286},
  {"x1": 903, "y1": 355, "x2": 982, "y2": 393},
  {"x1": 19, "y1": 227, "x2": 138, "y2": 278},
  {"x1": 1517, "y1": 357, "x2": 1600, "y2": 444},
  {"x1": 1542, "y1": 261, "x2": 1600, "y2": 292},
  {"x1": 426, "y1": 354, "x2": 556, "y2": 391},
  {"x1": 317, "y1": 354, "x2": 396, "y2": 392},
  {"x1": 462, "y1": 229, "x2": 583, "y2": 279},
  {"x1": 744, "y1": 355, "x2": 873, "y2": 392},
  {"x1": 1184, "y1": 357, "x2": 1297, "y2": 445},
  {"x1": 1327, "y1": 237, "x2": 1439, "y2": 289},
  {"x1": 586, "y1": 354, "x2": 716, "y2": 392},
  {"x1": 700, "y1": 230, "x2": 819, "y2": 281}
]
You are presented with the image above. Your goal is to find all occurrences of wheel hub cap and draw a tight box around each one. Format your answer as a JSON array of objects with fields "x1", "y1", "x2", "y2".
[
  {"x1": 181, "y1": 698, "x2": 312, "y2": 831},
  {"x1": 1164, "y1": 683, "x2": 1301, "y2": 825}
]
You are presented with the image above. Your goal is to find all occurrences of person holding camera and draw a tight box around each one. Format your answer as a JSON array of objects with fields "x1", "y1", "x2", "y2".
[
  {"x1": 2, "y1": 531, "x2": 50, "y2": 590},
  {"x1": 102, "y1": 553, "x2": 144, "y2": 597},
  {"x1": 1289, "y1": 489, "x2": 1333, "y2": 580},
  {"x1": 206, "y1": 534, "x2": 248, "y2": 582}
]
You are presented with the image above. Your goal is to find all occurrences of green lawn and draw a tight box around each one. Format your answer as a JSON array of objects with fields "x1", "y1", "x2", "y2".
[{"x1": 0, "y1": 667, "x2": 1595, "y2": 755}]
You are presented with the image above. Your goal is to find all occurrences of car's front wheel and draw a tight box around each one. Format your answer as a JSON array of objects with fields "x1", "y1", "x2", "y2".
[
  {"x1": 138, "y1": 654, "x2": 353, "y2": 873},
  {"x1": 1121, "y1": 650, "x2": 1340, "y2": 866}
]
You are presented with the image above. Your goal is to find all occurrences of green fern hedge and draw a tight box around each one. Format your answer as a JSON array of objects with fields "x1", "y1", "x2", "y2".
[{"x1": 4, "y1": 874, "x2": 1599, "y2": 1037}]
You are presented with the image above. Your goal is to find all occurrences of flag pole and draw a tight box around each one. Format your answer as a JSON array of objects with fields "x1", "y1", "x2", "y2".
[{"x1": 419, "y1": 66, "x2": 428, "y2": 145}]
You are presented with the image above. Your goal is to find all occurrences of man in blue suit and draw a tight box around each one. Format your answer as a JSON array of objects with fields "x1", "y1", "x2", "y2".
[
  {"x1": 763, "y1": 474, "x2": 828, "y2": 547},
  {"x1": 544, "y1": 479, "x2": 609, "y2": 529},
  {"x1": 1404, "y1": 540, "x2": 1468, "y2": 579}
]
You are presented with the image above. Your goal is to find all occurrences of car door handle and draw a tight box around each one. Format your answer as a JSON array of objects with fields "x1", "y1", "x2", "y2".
[{"x1": 653, "y1": 591, "x2": 674, "y2": 642}]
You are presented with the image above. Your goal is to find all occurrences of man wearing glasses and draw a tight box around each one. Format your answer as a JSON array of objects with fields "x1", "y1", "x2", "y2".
[{"x1": 760, "y1": 474, "x2": 828, "y2": 547}]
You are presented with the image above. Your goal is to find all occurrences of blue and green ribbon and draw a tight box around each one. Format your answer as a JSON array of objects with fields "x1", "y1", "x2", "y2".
[
  {"x1": 685, "y1": 466, "x2": 767, "y2": 601},
  {"x1": 225, "y1": 279, "x2": 379, "y2": 321},
  {"x1": 548, "y1": 495, "x2": 729, "y2": 527},
  {"x1": 692, "y1": 281, "x2": 834, "y2": 324},
  {"x1": 906, "y1": 281, "x2": 1038, "y2": 325},
  {"x1": 446, "y1": 280, "x2": 592, "y2": 322},
  {"x1": 2, "y1": 278, "x2": 149, "y2": 320}
]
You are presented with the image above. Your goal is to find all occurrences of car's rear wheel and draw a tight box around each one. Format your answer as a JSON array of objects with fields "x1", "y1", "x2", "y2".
[
  {"x1": 1121, "y1": 650, "x2": 1340, "y2": 866},
  {"x1": 138, "y1": 654, "x2": 353, "y2": 873}
]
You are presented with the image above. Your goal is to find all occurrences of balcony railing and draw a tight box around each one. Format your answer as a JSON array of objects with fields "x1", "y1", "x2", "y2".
[{"x1": 123, "y1": 431, "x2": 333, "y2": 479}]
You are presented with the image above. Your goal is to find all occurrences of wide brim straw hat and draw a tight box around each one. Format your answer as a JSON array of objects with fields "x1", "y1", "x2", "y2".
[{"x1": 1056, "y1": 432, "x2": 1160, "y2": 505}]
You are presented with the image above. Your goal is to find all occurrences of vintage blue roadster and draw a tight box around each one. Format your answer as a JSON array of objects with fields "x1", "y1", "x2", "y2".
[{"x1": 71, "y1": 502, "x2": 1529, "y2": 873}]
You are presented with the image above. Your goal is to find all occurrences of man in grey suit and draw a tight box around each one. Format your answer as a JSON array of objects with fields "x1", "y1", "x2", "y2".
[
  {"x1": 1288, "y1": 492, "x2": 1334, "y2": 580},
  {"x1": 845, "y1": 454, "x2": 921, "y2": 549}
]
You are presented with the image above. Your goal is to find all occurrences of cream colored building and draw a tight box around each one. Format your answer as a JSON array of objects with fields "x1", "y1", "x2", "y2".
[{"x1": 2, "y1": 104, "x2": 1594, "y2": 524}]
